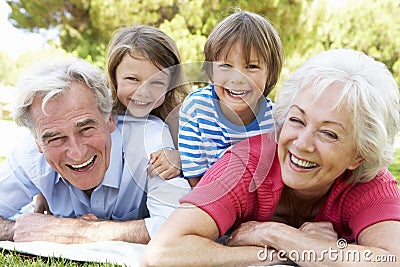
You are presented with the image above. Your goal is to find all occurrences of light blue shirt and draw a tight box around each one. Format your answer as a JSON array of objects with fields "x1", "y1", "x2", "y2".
[
  {"x1": 0, "y1": 115, "x2": 190, "y2": 237},
  {"x1": 179, "y1": 84, "x2": 275, "y2": 178}
]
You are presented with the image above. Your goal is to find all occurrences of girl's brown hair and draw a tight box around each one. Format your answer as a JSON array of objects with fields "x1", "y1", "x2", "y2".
[{"x1": 106, "y1": 25, "x2": 188, "y2": 120}]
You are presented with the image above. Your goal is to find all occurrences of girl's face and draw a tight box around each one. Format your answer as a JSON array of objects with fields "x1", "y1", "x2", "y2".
[
  {"x1": 115, "y1": 54, "x2": 170, "y2": 117},
  {"x1": 212, "y1": 42, "x2": 268, "y2": 125},
  {"x1": 278, "y1": 85, "x2": 364, "y2": 199}
]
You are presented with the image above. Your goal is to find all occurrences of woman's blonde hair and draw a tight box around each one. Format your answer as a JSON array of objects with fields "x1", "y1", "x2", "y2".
[{"x1": 274, "y1": 49, "x2": 400, "y2": 183}]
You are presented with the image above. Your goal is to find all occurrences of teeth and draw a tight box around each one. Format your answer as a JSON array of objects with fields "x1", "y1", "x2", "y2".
[
  {"x1": 291, "y1": 154, "x2": 317, "y2": 168},
  {"x1": 133, "y1": 100, "x2": 149, "y2": 106},
  {"x1": 228, "y1": 90, "x2": 246, "y2": 97},
  {"x1": 71, "y1": 156, "x2": 95, "y2": 169}
]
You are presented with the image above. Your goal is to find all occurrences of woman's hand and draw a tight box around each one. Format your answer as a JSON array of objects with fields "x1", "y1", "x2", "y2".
[
  {"x1": 299, "y1": 221, "x2": 338, "y2": 241},
  {"x1": 225, "y1": 221, "x2": 275, "y2": 247},
  {"x1": 148, "y1": 149, "x2": 182, "y2": 179}
]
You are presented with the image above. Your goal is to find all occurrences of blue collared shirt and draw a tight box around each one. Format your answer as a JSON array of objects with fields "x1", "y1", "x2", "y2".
[{"x1": 0, "y1": 115, "x2": 190, "y2": 237}]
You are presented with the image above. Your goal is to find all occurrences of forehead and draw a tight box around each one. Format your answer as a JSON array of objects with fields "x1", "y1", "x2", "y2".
[
  {"x1": 29, "y1": 83, "x2": 103, "y2": 134},
  {"x1": 118, "y1": 54, "x2": 171, "y2": 78},
  {"x1": 218, "y1": 41, "x2": 262, "y2": 62}
]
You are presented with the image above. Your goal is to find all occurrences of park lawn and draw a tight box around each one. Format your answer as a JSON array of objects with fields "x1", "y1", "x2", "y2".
[{"x1": 0, "y1": 249, "x2": 121, "y2": 267}]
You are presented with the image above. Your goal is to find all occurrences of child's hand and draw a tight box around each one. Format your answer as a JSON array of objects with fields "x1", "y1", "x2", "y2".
[
  {"x1": 148, "y1": 150, "x2": 182, "y2": 179},
  {"x1": 34, "y1": 192, "x2": 52, "y2": 215}
]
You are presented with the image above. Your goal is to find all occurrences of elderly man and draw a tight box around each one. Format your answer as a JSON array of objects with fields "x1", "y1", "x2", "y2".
[{"x1": 0, "y1": 57, "x2": 190, "y2": 244}]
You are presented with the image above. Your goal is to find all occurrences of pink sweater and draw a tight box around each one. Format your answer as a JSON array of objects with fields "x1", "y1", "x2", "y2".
[{"x1": 180, "y1": 133, "x2": 400, "y2": 242}]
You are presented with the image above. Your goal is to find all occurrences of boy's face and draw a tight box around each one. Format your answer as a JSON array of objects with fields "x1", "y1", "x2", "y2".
[{"x1": 212, "y1": 42, "x2": 268, "y2": 125}]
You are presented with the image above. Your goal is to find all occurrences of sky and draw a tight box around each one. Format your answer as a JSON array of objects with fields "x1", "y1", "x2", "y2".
[{"x1": 0, "y1": 0, "x2": 51, "y2": 59}]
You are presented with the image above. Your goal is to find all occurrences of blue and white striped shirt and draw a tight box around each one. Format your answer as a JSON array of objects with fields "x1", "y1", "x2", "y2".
[{"x1": 178, "y1": 84, "x2": 275, "y2": 178}]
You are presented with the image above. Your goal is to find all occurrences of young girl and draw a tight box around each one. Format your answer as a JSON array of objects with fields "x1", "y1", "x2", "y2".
[
  {"x1": 107, "y1": 25, "x2": 188, "y2": 179},
  {"x1": 179, "y1": 10, "x2": 284, "y2": 187}
]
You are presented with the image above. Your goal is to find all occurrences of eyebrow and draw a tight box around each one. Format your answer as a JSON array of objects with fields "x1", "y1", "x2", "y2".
[
  {"x1": 290, "y1": 105, "x2": 348, "y2": 132},
  {"x1": 75, "y1": 118, "x2": 97, "y2": 127},
  {"x1": 42, "y1": 131, "x2": 60, "y2": 141},
  {"x1": 41, "y1": 118, "x2": 97, "y2": 141}
]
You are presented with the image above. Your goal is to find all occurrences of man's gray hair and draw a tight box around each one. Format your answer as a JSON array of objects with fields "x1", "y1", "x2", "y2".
[{"x1": 13, "y1": 57, "x2": 113, "y2": 133}]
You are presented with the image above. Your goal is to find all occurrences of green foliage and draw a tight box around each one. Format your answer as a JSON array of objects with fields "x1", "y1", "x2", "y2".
[
  {"x1": 389, "y1": 149, "x2": 400, "y2": 185},
  {"x1": 3, "y1": 0, "x2": 400, "y2": 87}
]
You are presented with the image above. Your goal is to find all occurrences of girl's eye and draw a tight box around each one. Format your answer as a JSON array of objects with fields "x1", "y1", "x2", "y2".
[
  {"x1": 126, "y1": 77, "x2": 139, "y2": 82},
  {"x1": 151, "y1": 80, "x2": 166, "y2": 86}
]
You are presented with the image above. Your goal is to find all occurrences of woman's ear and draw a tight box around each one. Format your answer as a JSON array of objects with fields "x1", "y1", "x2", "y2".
[{"x1": 348, "y1": 155, "x2": 365, "y2": 170}]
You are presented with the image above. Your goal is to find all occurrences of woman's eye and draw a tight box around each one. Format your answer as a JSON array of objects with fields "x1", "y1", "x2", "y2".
[
  {"x1": 321, "y1": 131, "x2": 338, "y2": 140},
  {"x1": 288, "y1": 117, "x2": 304, "y2": 125}
]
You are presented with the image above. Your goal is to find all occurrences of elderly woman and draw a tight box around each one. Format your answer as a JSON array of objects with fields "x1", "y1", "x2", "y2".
[{"x1": 142, "y1": 49, "x2": 400, "y2": 266}]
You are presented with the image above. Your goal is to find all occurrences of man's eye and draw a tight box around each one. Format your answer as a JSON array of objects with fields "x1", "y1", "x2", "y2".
[{"x1": 46, "y1": 137, "x2": 64, "y2": 146}]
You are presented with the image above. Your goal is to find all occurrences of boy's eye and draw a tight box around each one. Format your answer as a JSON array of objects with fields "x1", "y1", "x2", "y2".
[
  {"x1": 218, "y1": 63, "x2": 232, "y2": 68},
  {"x1": 247, "y1": 64, "x2": 259, "y2": 69}
]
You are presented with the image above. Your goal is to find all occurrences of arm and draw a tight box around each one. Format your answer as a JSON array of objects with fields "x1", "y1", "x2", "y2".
[
  {"x1": 0, "y1": 217, "x2": 15, "y2": 241},
  {"x1": 148, "y1": 149, "x2": 182, "y2": 179},
  {"x1": 142, "y1": 204, "x2": 283, "y2": 266},
  {"x1": 226, "y1": 220, "x2": 400, "y2": 266},
  {"x1": 12, "y1": 213, "x2": 150, "y2": 244}
]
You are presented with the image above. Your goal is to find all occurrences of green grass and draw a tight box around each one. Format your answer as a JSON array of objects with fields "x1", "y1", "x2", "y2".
[
  {"x1": 389, "y1": 149, "x2": 400, "y2": 184},
  {"x1": 0, "y1": 249, "x2": 122, "y2": 266}
]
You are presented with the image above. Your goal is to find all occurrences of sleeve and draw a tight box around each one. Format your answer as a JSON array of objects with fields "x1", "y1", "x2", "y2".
[
  {"x1": 179, "y1": 150, "x2": 254, "y2": 237},
  {"x1": 0, "y1": 134, "x2": 42, "y2": 219},
  {"x1": 346, "y1": 170, "x2": 400, "y2": 241},
  {"x1": 178, "y1": 96, "x2": 209, "y2": 178},
  {"x1": 144, "y1": 176, "x2": 191, "y2": 237}
]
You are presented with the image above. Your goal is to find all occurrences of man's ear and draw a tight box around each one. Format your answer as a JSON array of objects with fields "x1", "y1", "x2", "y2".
[
  {"x1": 108, "y1": 115, "x2": 116, "y2": 132},
  {"x1": 36, "y1": 140, "x2": 44, "y2": 153},
  {"x1": 348, "y1": 155, "x2": 365, "y2": 170}
]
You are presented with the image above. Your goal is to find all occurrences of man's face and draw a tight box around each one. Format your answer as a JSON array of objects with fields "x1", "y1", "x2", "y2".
[{"x1": 30, "y1": 82, "x2": 116, "y2": 190}]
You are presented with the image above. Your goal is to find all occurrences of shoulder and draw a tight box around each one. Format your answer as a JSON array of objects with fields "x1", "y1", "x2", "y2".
[
  {"x1": 181, "y1": 85, "x2": 214, "y2": 111},
  {"x1": 4, "y1": 132, "x2": 55, "y2": 181},
  {"x1": 117, "y1": 114, "x2": 175, "y2": 155}
]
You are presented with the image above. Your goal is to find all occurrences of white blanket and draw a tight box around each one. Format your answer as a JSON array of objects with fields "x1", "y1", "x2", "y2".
[{"x1": 0, "y1": 240, "x2": 145, "y2": 266}]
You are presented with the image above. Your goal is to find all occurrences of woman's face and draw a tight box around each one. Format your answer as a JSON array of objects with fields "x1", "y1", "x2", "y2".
[
  {"x1": 116, "y1": 54, "x2": 170, "y2": 117},
  {"x1": 278, "y1": 85, "x2": 364, "y2": 198}
]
